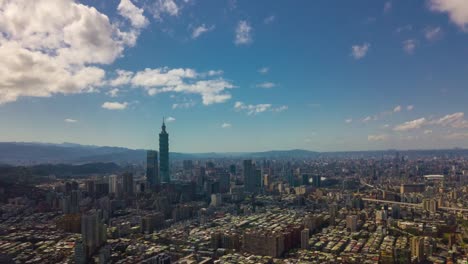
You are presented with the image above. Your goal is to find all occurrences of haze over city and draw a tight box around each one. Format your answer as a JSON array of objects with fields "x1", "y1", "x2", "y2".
[
  {"x1": 0, "y1": 0, "x2": 467, "y2": 152},
  {"x1": 2, "y1": 1, "x2": 468, "y2": 264}
]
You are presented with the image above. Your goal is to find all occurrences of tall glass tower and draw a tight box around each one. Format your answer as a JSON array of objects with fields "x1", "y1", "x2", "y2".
[{"x1": 159, "y1": 118, "x2": 170, "y2": 183}]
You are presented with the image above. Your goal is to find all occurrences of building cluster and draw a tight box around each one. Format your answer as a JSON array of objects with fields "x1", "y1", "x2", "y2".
[{"x1": 1, "y1": 124, "x2": 468, "y2": 263}]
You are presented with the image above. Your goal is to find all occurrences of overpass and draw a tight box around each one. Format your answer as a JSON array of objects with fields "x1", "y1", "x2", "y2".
[{"x1": 362, "y1": 198, "x2": 468, "y2": 213}]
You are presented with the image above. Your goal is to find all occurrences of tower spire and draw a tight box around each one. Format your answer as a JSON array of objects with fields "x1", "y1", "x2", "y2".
[{"x1": 162, "y1": 117, "x2": 166, "y2": 132}]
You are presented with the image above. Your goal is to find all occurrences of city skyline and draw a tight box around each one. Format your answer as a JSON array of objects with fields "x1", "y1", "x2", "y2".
[{"x1": 0, "y1": 0, "x2": 468, "y2": 152}]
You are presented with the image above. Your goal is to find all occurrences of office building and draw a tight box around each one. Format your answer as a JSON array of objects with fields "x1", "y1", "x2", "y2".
[
  {"x1": 122, "y1": 172, "x2": 134, "y2": 197},
  {"x1": 146, "y1": 150, "x2": 160, "y2": 187},
  {"x1": 81, "y1": 210, "x2": 107, "y2": 258},
  {"x1": 159, "y1": 119, "x2": 170, "y2": 183},
  {"x1": 301, "y1": 229, "x2": 310, "y2": 249},
  {"x1": 411, "y1": 237, "x2": 425, "y2": 263},
  {"x1": 312, "y1": 175, "x2": 321, "y2": 188},
  {"x1": 346, "y1": 215, "x2": 358, "y2": 232}
]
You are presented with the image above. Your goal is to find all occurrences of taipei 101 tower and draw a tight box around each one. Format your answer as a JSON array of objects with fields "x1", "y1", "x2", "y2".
[{"x1": 159, "y1": 118, "x2": 170, "y2": 183}]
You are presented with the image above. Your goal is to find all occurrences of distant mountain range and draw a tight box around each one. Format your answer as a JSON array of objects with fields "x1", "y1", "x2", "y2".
[{"x1": 0, "y1": 142, "x2": 467, "y2": 165}]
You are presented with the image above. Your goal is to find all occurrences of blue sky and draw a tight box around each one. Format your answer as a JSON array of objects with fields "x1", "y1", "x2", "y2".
[{"x1": 0, "y1": 0, "x2": 467, "y2": 152}]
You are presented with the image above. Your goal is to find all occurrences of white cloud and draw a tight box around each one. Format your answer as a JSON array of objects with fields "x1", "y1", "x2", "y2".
[
  {"x1": 113, "y1": 67, "x2": 235, "y2": 105},
  {"x1": 345, "y1": 119, "x2": 353, "y2": 124},
  {"x1": 258, "y1": 67, "x2": 269, "y2": 74},
  {"x1": 396, "y1": 24, "x2": 413, "y2": 33},
  {"x1": 273, "y1": 105, "x2": 288, "y2": 112},
  {"x1": 393, "y1": 118, "x2": 427, "y2": 131},
  {"x1": 407, "y1": 105, "x2": 414, "y2": 111},
  {"x1": 432, "y1": 112, "x2": 468, "y2": 128},
  {"x1": 192, "y1": 24, "x2": 215, "y2": 39},
  {"x1": 118, "y1": 0, "x2": 148, "y2": 29},
  {"x1": 102, "y1": 101, "x2": 128, "y2": 110},
  {"x1": 234, "y1": 101, "x2": 287, "y2": 115},
  {"x1": 384, "y1": 1, "x2": 392, "y2": 13},
  {"x1": 172, "y1": 100, "x2": 195, "y2": 109},
  {"x1": 403, "y1": 39, "x2": 417, "y2": 54},
  {"x1": 207, "y1": 70, "x2": 223, "y2": 76},
  {"x1": 107, "y1": 88, "x2": 120, "y2": 97},
  {"x1": 151, "y1": 0, "x2": 179, "y2": 19},
  {"x1": 64, "y1": 118, "x2": 78, "y2": 123},
  {"x1": 221, "y1": 122, "x2": 232, "y2": 128},
  {"x1": 429, "y1": 0, "x2": 468, "y2": 31},
  {"x1": 368, "y1": 134, "x2": 388, "y2": 141},
  {"x1": 109, "y1": 70, "x2": 134, "y2": 87},
  {"x1": 424, "y1": 26, "x2": 443, "y2": 41},
  {"x1": 264, "y1": 15, "x2": 275, "y2": 24},
  {"x1": 256, "y1": 82, "x2": 276, "y2": 89},
  {"x1": 235, "y1": 20, "x2": 252, "y2": 45},
  {"x1": 393, "y1": 105, "x2": 402, "y2": 112},
  {"x1": 0, "y1": 0, "x2": 144, "y2": 104},
  {"x1": 424, "y1": 129, "x2": 433, "y2": 134},
  {"x1": 166, "y1": 116, "x2": 176, "y2": 122},
  {"x1": 351, "y1": 43, "x2": 370, "y2": 59},
  {"x1": 362, "y1": 116, "x2": 373, "y2": 123}
]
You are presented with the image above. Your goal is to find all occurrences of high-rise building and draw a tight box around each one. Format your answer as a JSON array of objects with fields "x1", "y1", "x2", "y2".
[
  {"x1": 410, "y1": 237, "x2": 425, "y2": 263},
  {"x1": 146, "y1": 150, "x2": 160, "y2": 187},
  {"x1": 243, "y1": 160, "x2": 261, "y2": 193},
  {"x1": 301, "y1": 229, "x2": 310, "y2": 249},
  {"x1": 122, "y1": 173, "x2": 134, "y2": 197},
  {"x1": 183, "y1": 160, "x2": 193, "y2": 171},
  {"x1": 312, "y1": 175, "x2": 321, "y2": 188},
  {"x1": 108, "y1": 175, "x2": 119, "y2": 195},
  {"x1": 159, "y1": 119, "x2": 170, "y2": 183},
  {"x1": 81, "y1": 210, "x2": 107, "y2": 259},
  {"x1": 346, "y1": 215, "x2": 358, "y2": 232}
]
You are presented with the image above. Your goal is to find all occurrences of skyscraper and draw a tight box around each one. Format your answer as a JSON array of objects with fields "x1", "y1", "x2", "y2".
[
  {"x1": 243, "y1": 160, "x2": 261, "y2": 193},
  {"x1": 122, "y1": 172, "x2": 134, "y2": 197},
  {"x1": 159, "y1": 119, "x2": 170, "y2": 183},
  {"x1": 146, "y1": 150, "x2": 160, "y2": 187}
]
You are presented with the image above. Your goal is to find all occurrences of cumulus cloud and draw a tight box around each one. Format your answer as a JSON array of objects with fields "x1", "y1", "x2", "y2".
[
  {"x1": 256, "y1": 82, "x2": 276, "y2": 89},
  {"x1": 258, "y1": 67, "x2": 269, "y2": 74},
  {"x1": 108, "y1": 67, "x2": 234, "y2": 105},
  {"x1": 0, "y1": 0, "x2": 146, "y2": 104},
  {"x1": 345, "y1": 119, "x2": 353, "y2": 124},
  {"x1": 403, "y1": 39, "x2": 417, "y2": 54},
  {"x1": 172, "y1": 99, "x2": 195, "y2": 109},
  {"x1": 221, "y1": 122, "x2": 232, "y2": 128},
  {"x1": 351, "y1": 43, "x2": 370, "y2": 59},
  {"x1": 109, "y1": 70, "x2": 134, "y2": 87},
  {"x1": 118, "y1": 0, "x2": 148, "y2": 29},
  {"x1": 166, "y1": 116, "x2": 176, "y2": 122},
  {"x1": 368, "y1": 134, "x2": 388, "y2": 141},
  {"x1": 65, "y1": 118, "x2": 78, "y2": 123},
  {"x1": 393, "y1": 118, "x2": 427, "y2": 131},
  {"x1": 192, "y1": 24, "x2": 215, "y2": 39},
  {"x1": 151, "y1": 0, "x2": 179, "y2": 19},
  {"x1": 107, "y1": 88, "x2": 120, "y2": 97},
  {"x1": 429, "y1": 0, "x2": 468, "y2": 31},
  {"x1": 407, "y1": 105, "x2": 414, "y2": 111},
  {"x1": 102, "y1": 101, "x2": 128, "y2": 110},
  {"x1": 393, "y1": 105, "x2": 402, "y2": 112},
  {"x1": 393, "y1": 112, "x2": 468, "y2": 132},
  {"x1": 235, "y1": 20, "x2": 252, "y2": 45},
  {"x1": 234, "y1": 101, "x2": 287, "y2": 115},
  {"x1": 424, "y1": 26, "x2": 443, "y2": 41},
  {"x1": 432, "y1": 112, "x2": 468, "y2": 128}
]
